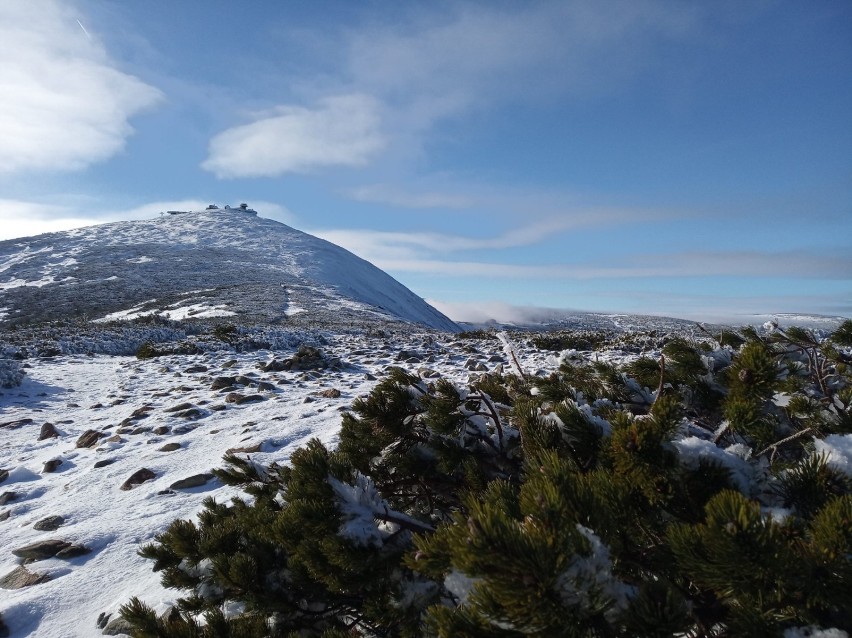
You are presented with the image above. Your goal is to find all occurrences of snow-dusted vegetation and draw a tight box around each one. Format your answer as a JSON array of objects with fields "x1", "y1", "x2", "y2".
[{"x1": 2, "y1": 319, "x2": 850, "y2": 637}]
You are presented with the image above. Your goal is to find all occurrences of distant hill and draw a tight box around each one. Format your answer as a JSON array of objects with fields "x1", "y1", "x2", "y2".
[{"x1": 0, "y1": 207, "x2": 459, "y2": 332}]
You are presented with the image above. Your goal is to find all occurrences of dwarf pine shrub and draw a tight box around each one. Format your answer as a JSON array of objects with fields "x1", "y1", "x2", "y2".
[{"x1": 123, "y1": 321, "x2": 852, "y2": 637}]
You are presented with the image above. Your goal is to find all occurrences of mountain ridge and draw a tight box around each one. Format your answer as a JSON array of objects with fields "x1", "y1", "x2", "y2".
[{"x1": 0, "y1": 208, "x2": 459, "y2": 332}]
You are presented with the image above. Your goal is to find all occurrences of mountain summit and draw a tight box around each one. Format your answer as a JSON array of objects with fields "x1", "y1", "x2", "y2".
[{"x1": 0, "y1": 206, "x2": 459, "y2": 332}]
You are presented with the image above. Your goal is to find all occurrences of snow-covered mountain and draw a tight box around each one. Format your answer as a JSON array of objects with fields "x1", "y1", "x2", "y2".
[{"x1": 0, "y1": 207, "x2": 458, "y2": 332}]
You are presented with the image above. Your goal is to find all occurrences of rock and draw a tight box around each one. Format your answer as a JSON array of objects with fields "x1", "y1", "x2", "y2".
[
  {"x1": 165, "y1": 402, "x2": 194, "y2": 413},
  {"x1": 42, "y1": 458, "x2": 63, "y2": 473},
  {"x1": 226, "y1": 443, "x2": 263, "y2": 454},
  {"x1": 175, "y1": 408, "x2": 204, "y2": 419},
  {"x1": 38, "y1": 422, "x2": 59, "y2": 440},
  {"x1": 125, "y1": 406, "x2": 154, "y2": 422},
  {"x1": 0, "y1": 492, "x2": 17, "y2": 506},
  {"x1": 257, "y1": 380, "x2": 276, "y2": 392},
  {"x1": 364, "y1": 373, "x2": 377, "y2": 381},
  {"x1": 261, "y1": 359, "x2": 290, "y2": 372},
  {"x1": 234, "y1": 375, "x2": 257, "y2": 386},
  {"x1": 158, "y1": 443, "x2": 181, "y2": 453},
  {"x1": 93, "y1": 459, "x2": 115, "y2": 469},
  {"x1": 225, "y1": 392, "x2": 265, "y2": 405},
  {"x1": 120, "y1": 468, "x2": 156, "y2": 491},
  {"x1": 153, "y1": 426, "x2": 170, "y2": 435},
  {"x1": 96, "y1": 612, "x2": 111, "y2": 630},
  {"x1": 12, "y1": 539, "x2": 72, "y2": 560},
  {"x1": 102, "y1": 616, "x2": 134, "y2": 636},
  {"x1": 76, "y1": 429, "x2": 104, "y2": 448},
  {"x1": 222, "y1": 359, "x2": 238, "y2": 369},
  {"x1": 211, "y1": 376, "x2": 237, "y2": 390},
  {"x1": 0, "y1": 565, "x2": 50, "y2": 589},
  {"x1": 183, "y1": 365, "x2": 208, "y2": 373},
  {"x1": 0, "y1": 511, "x2": 9, "y2": 522},
  {"x1": 33, "y1": 515, "x2": 65, "y2": 531},
  {"x1": 55, "y1": 544, "x2": 91, "y2": 559},
  {"x1": 0, "y1": 418, "x2": 33, "y2": 429},
  {"x1": 104, "y1": 435, "x2": 124, "y2": 443},
  {"x1": 210, "y1": 404, "x2": 227, "y2": 412},
  {"x1": 169, "y1": 473, "x2": 214, "y2": 490},
  {"x1": 0, "y1": 470, "x2": 8, "y2": 484},
  {"x1": 315, "y1": 388, "x2": 341, "y2": 398},
  {"x1": 418, "y1": 367, "x2": 441, "y2": 379},
  {"x1": 302, "y1": 396, "x2": 314, "y2": 404}
]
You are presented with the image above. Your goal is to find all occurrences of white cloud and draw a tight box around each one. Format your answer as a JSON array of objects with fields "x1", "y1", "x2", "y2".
[
  {"x1": 0, "y1": 0, "x2": 163, "y2": 174},
  {"x1": 314, "y1": 209, "x2": 665, "y2": 260},
  {"x1": 202, "y1": 94, "x2": 385, "y2": 178},
  {"x1": 347, "y1": 184, "x2": 478, "y2": 209},
  {"x1": 342, "y1": 2, "x2": 697, "y2": 134}
]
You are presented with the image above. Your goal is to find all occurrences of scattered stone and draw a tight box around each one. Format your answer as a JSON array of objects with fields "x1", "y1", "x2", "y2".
[
  {"x1": 158, "y1": 443, "x2": 181, "y2": 453},
  {"x1": 169, "y1": 473, "x2": 214, "y2": 490},
  {"x1": 234, "y1": 375, "x2": 257, "y2": 386},
  {"x1": 210, "y1": 404, "x2": 227, "y2": 412},
  {"x1": 226, "y1": 443, "x2": 263, "y2": 454},
  {"x1": 0, "y1": 418, "x2": 33, "y2": 429},
  {"x1": 225, "y1": 392, "x2": 265, "y2": 405},
  {"x1": 257, "y1": 380, "x2": 277, "y2": 392},
  {"x1": 165, "y1": 402, "x2": 194, "y2": 413},
  {"x1": 302, "y1": 396, "x2": 314, "y2": 404},
  {"x1": 364, "y1": 373, "x2": 377, "y2": 381},
  {"x1": 128, "y1": 406, "x2": 154, "y2": 420},
  {"x1": 93, "y1": 459, "x2": 115, "y2": 469},
  {"x1": 175, "y1": 408, "x2": 204, "y2": 419},
  {"x1": 55, "y1": 544, "x2": 91, "y2": 559},
  {"x1": 130, "y1": 426, "x2": 151, "y2": 435},
  {"x1": 183, "y1": 365, "x2": 208, "y2": 373},
  {"x1": 76, "y1": 429, "x2": 103, "y2": 448},
  {"x1": 0, "y1": 492, "x2": 17, "y2": 506},
  {"x1": 102, "y1": 616, "x2": 134, "y2": 636},
  {"x1": 12, "y1": 539, "x2": 72, "y2": 560},
  {"x1": 315, "y1": 388, "x2": 341, "y2": 398},
  {"x1": 33, "y1": 515, "x2": 64, "y2": 531},
  {"x1": 105, "y1": 435, "x2": 124, "y2": 443},
  {"x1": 120, "y1": 468, "x2": 156, "y2": 491},
  {"x1": 153, "y1": 426, "x2": 170, "y2": 435},
  {"x1": 96, "y1": 612, "x2": 111, "y2": 630},
  {"x1": 222, "y1": 359, "x2": 238, "y2": 369},
  {"x1": 0, "y1": 470, "x2": 7, "y2": 484},
  {"x1": 38, "y1": 422, "x2": 59, "y2": 440},
  {"x1": 0, "y1": 565, "x2": 50, "y2": 589},
  {"x1": 418, "y1": 368, "x2": 441, "y2": 379},
  {"x1": 0, "y1": 511, "x2": 9, "y2": 522},
  {"x1": 42, "y1": 459, "x2": 63, "y2": 473},
  {"x1": 211, "y1": 376, "x2": 237, "y2": 390},
  {"x1": 488, "y1": 354, "x2": 504, "y2": 362}
]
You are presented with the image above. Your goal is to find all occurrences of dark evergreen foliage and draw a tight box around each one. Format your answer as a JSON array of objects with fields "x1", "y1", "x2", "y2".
[{"x1": 124, "y1": 325, "x2": 852, "y2": 637}]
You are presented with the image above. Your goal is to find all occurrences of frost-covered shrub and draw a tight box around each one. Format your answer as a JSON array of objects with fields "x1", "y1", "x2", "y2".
[
  {"x1": 0, "y1": 358, "x2": 24, "y2": 388},
  {"x1": 124, "y1": 324, "x2": 852, "y2": 637}
]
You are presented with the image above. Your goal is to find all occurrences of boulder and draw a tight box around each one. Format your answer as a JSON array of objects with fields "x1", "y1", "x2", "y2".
[
  {"x1": 158, "y1": 443, "x2": 181, "y2": 453},
  {"x1": 38, "y1": 422, "x2": 59, "y2": 440},
  {"x1": 76, "y1": 429, "x2": 103, "y2": 448},
  {"x1": 0, "y1": 565, "x2": 50, "y2": 589},
  {"x1": 120, "y1": 468, "x2": 156, "y2": 491},
  {"x1": 42, "y1": 459, "x2": 63, "y2": 473},
  {"x1": 169, "y1": 473, "x2": 214, "y2": 490},
  {"x1": 0, "y1": 470, "x2": 8, "y2": 484},
  {"x1": 102, "y1": 616, "x2": 134, "y2": 636},
  {"x1": 0, "y1": 492, "x2": 17, "y2": 506},
  {"x1": 33, "y1": 515, "x2": 64, "y2": 531},
  {"x1": 12, "y1": 539, "x2": 71, "y2": 560}
]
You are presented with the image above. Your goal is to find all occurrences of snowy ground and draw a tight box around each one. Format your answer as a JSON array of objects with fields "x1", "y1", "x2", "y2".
[{"x1": 0, "y1": 331, "x2": 570, "y2": 637}]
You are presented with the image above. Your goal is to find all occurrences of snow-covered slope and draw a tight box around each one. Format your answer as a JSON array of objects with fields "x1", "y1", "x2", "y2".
[{"x1": 0, "y1": 209, "x2": 458, "y2": 332}]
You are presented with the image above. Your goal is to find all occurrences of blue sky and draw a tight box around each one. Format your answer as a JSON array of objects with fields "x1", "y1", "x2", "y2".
[{"x1": 1, "y1": 0, "x2": 850, "y2": 323}]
